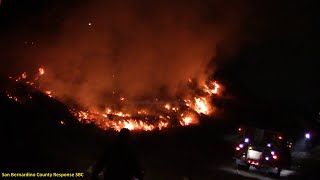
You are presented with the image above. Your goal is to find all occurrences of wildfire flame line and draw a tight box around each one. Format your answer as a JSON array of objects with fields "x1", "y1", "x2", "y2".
[{"x1": 5, "y1": 68, "x2": 221, "y2": 131}]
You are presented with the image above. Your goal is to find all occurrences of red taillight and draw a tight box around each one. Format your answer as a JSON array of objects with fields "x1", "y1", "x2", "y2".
[
  {"x1": 272, "y1": 155, "x2": 278, "y2": 160},
  {"x1": 236, "y1": 146, "x2": 240, "y2": 151},
  {"x1": 248, "y1": 160, "x2": 259, "y2": 166}
]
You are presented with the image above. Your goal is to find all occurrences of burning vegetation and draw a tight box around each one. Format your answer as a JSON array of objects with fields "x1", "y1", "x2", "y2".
[
  {"x1": 5, "y1": 68, "x2": 222, "y2": 131},
  {"x1": 1, "y1": 1, "x2": 240, "y2": 132}
]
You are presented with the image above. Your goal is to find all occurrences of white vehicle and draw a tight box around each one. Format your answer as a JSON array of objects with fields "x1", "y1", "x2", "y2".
[{"x1": 234, "y1": 126, "x2": 292, "y2": 177}]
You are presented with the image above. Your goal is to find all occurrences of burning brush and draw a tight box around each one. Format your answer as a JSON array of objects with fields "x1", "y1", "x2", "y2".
[{"x1": 5, "y1": 68, "x2": 222, "y2": 131}]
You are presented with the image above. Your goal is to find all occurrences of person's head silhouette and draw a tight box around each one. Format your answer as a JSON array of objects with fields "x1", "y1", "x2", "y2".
[{"x1": 118, "y1": 128, "x2": 131, "y2": 142}]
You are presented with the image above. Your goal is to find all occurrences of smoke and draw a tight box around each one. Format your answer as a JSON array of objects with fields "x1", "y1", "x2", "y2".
[{"x1": 1, "y1": 0, "x2": 250, "y2": 109}]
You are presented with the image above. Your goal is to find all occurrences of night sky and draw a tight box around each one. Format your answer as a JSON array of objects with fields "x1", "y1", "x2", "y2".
[{"x1": 1, "y1": 0, "x2": 319, "y2": 119}]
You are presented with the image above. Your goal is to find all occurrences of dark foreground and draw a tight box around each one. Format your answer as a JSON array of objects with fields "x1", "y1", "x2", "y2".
[{"x1": 1, "y1": 94, "x2": 320, "y2": 180}]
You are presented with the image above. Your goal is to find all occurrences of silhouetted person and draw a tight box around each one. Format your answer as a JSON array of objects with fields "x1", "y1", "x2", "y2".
[{"x1": 91, "y1": 128, "x2": 143, "y2": 180}]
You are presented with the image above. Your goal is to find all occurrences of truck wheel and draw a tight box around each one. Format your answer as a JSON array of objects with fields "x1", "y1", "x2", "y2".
[
  {"x1": 275, "y1": 168, "x2": 282, "y2": 177},
  {"x1": 237, "y1": 164, "x2": 250, "y2": 171}
]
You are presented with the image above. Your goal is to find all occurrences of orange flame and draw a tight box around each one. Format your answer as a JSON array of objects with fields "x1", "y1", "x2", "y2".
[
  {"x1": 203, "y1": 81, "x2": 220, "y2": 95},
  {"x1": 194, "y1": 97, "x2": 210, "y2": 115},
  {"x1": 180, "y1": 113, "x2": 197, "y2": 126},
  {"x1": 38, "y1": 68, "x2": 45, "y2": 75},
  {"x1": 5, "y1": 67, "x2": 222, "y2": 131},
  {"x1": 21, "y1": 72, "x2": 27, "y2": 79},
  {"x1": 164, "y1": 104, "x2": 171, "y2": 110}
]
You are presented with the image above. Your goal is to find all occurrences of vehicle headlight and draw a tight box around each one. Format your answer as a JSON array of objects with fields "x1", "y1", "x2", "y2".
[
  {"x1": 305, "y1": 133, "x2": 311, "y2": 140},
  {"x1": 244, "y1": 138, "x2": 250, "y2": 143},
  {"x1": 267, "y1": 143, "x2": 271, "y2": 147}
]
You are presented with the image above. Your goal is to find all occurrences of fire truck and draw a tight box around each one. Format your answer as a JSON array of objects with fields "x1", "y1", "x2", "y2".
[{"x1": 234, "y1": 125, "x2": 292, "y2": 177}]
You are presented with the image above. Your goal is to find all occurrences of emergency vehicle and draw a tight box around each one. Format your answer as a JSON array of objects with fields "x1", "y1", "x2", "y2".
[{"x1": 234, "y1": 126, "x2": 292, "y2": 177}]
